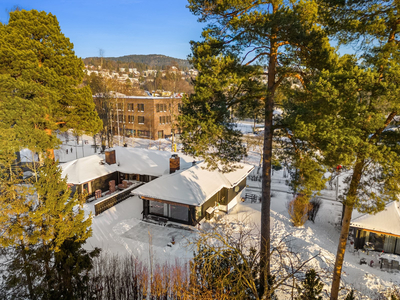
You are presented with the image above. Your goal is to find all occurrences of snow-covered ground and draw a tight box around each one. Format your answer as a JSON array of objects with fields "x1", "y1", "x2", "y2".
[
  {"x1": 54, "y1": 133, "x2": 179, "y2": 163},
  {"x1": 55, "y1": 130, "x2": 399, "y2": 299}
]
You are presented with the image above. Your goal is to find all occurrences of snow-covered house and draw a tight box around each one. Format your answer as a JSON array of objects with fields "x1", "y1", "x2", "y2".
[
  {"x1": 60, "y1": 147, "x2": 193, "y2": 198},
  {"x1": 132, "y1": 162, "x2": 254, "y2": 226},
  {"x1": 350, "y1": 201, "x2": 400, "y2": 254}
]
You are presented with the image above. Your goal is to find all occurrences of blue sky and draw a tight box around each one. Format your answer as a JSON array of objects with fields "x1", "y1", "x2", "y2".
[{"x1": 0, "y1": 0, "x2": 205, "y2": 59}]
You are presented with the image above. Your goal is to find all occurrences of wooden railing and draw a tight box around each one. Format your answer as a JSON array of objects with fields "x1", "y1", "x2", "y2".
[{"x1": 94, "y1": 183, "x2": 144, "y2": 216}]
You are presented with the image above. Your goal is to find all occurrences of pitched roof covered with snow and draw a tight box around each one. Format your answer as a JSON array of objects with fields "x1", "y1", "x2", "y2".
[
  {"x1": 132, "y1": 162, "x2": 254, "y2": 206},
  {"x1": 112, "y1": 147, "x2": 193, "y2": 177},
  {"x1": 60, "y1": 147, "x2": 195, "y2": 185},
  {"x1": 350, "y1": 201, "x2": 400, "y2": 236},
  {"x1": 61, "y1": 154, "x2": 117, "y2": 185}
]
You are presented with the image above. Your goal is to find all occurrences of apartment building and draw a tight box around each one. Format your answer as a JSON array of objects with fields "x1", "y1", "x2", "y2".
[{"x1": 96, "y1": 94, "x2": 182, "y2": 140}]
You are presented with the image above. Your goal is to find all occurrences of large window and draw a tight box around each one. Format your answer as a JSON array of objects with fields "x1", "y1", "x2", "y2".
[
  {"x1": 149, "y1": 200, "x2": 164, "y2": 216},
  {"x1": 156, "y1": 103, "x2": 167, "y2": 112},
  {"x1": 368, "y1": 232, "x2": 385, "y2": 252},
  {"x1": 128, "y1": 115, "x2": 134, "y2": 123},
  {"x1": 170, "y1": 204, "x2": 188, "y2": 222},
  {"x1": 137, "y1": 130, "x2": 150, "y2": 137},
  {"x1": 137, "y1": 103, "x2": 144, "y2": 112},
  {"x1": 159, "y1": 116, "x2": 166, "y2": 124},
  {"x1": 127, "y1": 103, "x2": 134, "y2": 111},
  {"x1": 148, "y1": 200, "x2": 189, "y2": 222},
  {"x1": 138, "y1": 116, "x2": 145, "y2": 124},
  {"x1": 116, "y1": 103, "x2": 123, "y2": 110}
]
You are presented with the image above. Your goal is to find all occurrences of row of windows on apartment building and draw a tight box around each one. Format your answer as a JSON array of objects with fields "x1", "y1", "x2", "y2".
[
  {"x1": 125, "y1": 129, "x2": 151, "y2": 138},
  {"x1": 124, "y1": 130, "x2": 176, "y2": 139},
  {"x1": 113, "y1": 115, "x2": 172, "y2": 124},
  {"x1": 118, "y1": 103, "x2": 182, "y2": 112},
  {"x1": 122, "y1": 103, "x2": 144, "y2": 112}
]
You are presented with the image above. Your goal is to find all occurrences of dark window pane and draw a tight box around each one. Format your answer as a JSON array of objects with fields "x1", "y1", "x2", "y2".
[
  {"x1": 170, "y1": 204, "x2": 188, "y2": 221},
  {"x1": 149, "y1": 200, "x2": 164, "y2": 216}
]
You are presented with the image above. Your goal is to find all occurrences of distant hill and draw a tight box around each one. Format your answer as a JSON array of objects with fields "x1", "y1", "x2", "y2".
[{"x1": 83, "y1": 54, "x2": 191, "y2": 71}]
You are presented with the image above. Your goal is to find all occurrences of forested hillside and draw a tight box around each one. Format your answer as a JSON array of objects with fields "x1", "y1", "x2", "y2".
[{"x1": 83, "y1": 54, "x2": 191, "y2": 71}]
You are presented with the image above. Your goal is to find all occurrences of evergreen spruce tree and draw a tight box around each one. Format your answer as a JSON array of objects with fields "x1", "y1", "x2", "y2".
[
  {"x1": 0, "y1": 157, "x2": 99, "y2": 299},
  {"x1": 344, "y1": 290, "x2": 355, "y2": 300},
  {"x1": 45, "y1": 237, "x2": 100, "y2": 299},
  {"x1": 296, "y1": 269, "x2": 323, "y2": 300}
]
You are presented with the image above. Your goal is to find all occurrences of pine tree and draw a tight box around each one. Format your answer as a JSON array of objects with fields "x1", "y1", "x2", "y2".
[
  {"x1": 0, "y1": 10, "x2": 101, "y2": 299},
  {"x1": 287, "y1": 55, "x2": 400, "y2": 300},
  {"x1": 191, "y1": 245, "x2": 252, "y2": 299},
  {"x1": 0, "y1": 10, "x2": 102, "y2": 156},
  {"x1": 182, "y1": 2, "x2": 334, "y2": 297},
  {"x1": 0, "y1": 130, "x2": 38, "y2": 299},
  {"x1": 296, "y1": 269, "x2": 323, "y2": 300},
  {"x1": 302, "y1": 2, "x2": 400, "y2": 298}
]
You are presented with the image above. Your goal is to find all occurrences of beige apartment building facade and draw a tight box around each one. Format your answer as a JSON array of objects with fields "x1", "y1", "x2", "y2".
[{"x1": 102, "y1": 95, "x2": 182, "y2": 140}]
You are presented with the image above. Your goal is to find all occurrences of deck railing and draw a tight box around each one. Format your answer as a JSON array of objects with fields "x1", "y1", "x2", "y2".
[{"x1": 94, "y1": 183, "x2": 144, "y2": 216}]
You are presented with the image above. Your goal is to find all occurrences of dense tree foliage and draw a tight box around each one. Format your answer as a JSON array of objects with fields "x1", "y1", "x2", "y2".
[
  {"x1": 296, "y1": 269, "x2": 323, "y2": 300},
  {"x1": 287, "y1": 47, "x2": 400, "y2": 300},
  {"x1": 0, "y1": 10, "x2": 102, "y2": 154},
  {"x1": 0, "y1": 157, "x2": 99, "y2": 299},
  {"x1": 296, "y1": 1, "x2": 400, "y2": 298},
  {"x1": 142, "y1": 67, "x2": 194, "y2": 94},
  {"x1": 83, "y1": 54, "x2": 191, "y2": 71},
  {"x1": 181, "y1": 1, "x2": 334, "y2": 298},
  {"x1": 0, "y1": 9, "x2": 101, "y2": 299}
]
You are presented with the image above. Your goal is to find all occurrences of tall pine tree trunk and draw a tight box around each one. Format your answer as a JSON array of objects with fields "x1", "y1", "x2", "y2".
[
  {"x1": 330, "y1": 159, "x2": 364, "y2": 300},
  {"x1": 259, "y1": 29, "x2": 278, "y2": 299},
  {"x1": 260, "y1": 97, "x2": 273, "y2": 299}
]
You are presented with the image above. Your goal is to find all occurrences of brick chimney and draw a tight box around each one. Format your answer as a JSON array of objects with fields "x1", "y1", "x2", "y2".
[
  {"x1": 105, "y1": 149, "x2": 116, "y2": 165},
  {"x1": 169, "y1": 154, "x2": 180, "y2": 173}
]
